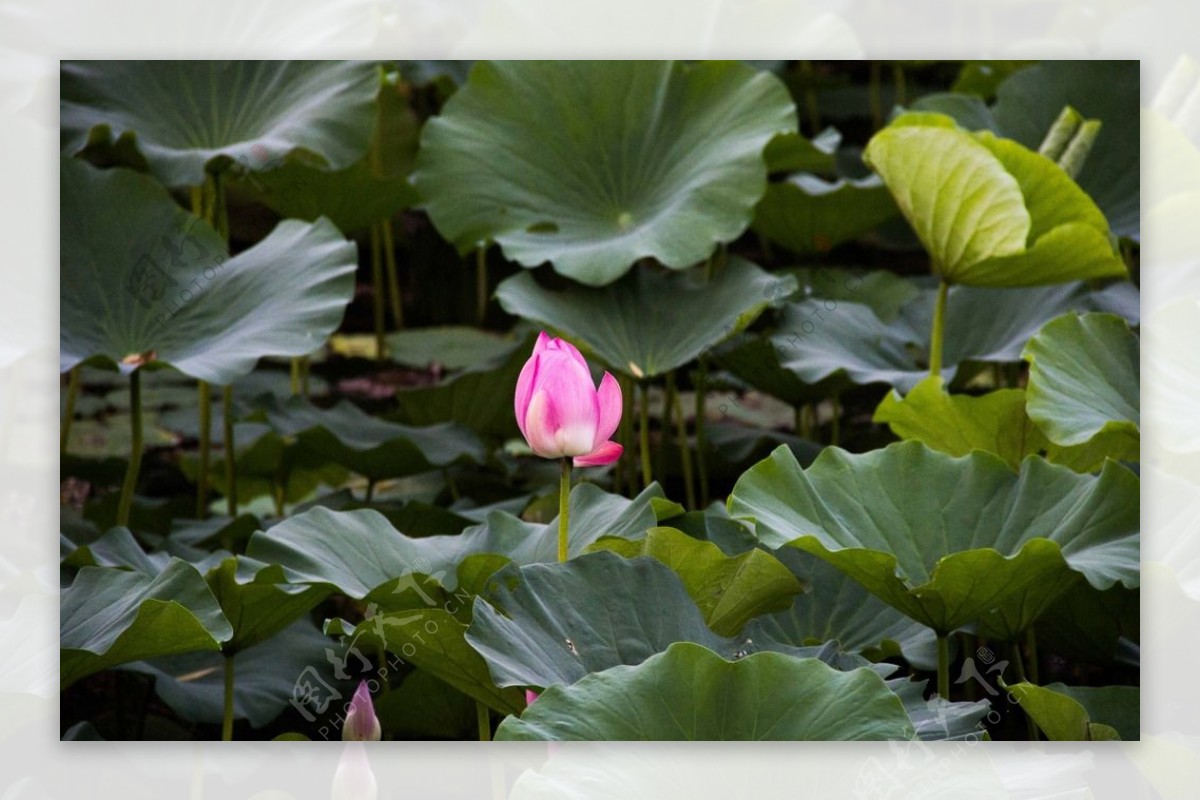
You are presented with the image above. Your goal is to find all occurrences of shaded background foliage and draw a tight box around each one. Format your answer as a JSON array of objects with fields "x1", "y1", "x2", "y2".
[{"x1": 59, "y1": 59, "x2": 1138, "y2": 742}]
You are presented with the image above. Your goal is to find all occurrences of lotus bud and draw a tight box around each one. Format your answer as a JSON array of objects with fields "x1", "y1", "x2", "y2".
[
  {"x1": 342, "y1": 680, "x2": 381, "y2": 742},
  {"x1": 515, "y1": 332, "x2": 623, "y2": 467}
]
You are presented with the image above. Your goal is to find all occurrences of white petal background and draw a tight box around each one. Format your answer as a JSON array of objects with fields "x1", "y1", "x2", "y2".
[{"x1": 0, "y1": 0, "x2": 1196, "y2": 796}]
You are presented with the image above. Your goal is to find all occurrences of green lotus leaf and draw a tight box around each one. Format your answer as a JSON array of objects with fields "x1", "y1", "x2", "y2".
[
  {"x1": 1006, "y1": 682, "x2": 1122, "y2": 741},
  {"x1": 60, "y1": 160, "x2": 357, "y2": 385},
  {"x1": 385, "y1": 326, "x2": 522, "y2": 372},
  {"x1": 257, "y1": 394, "x2": 485, "y2": 482},
  {"x1": 61, "y1": 60, "x2": 379, "y2": 187},
  {"x1": 205, "y1": 556, "x2": 330, "y2": 654},
  {"x1": 951, "y1": 61, "x2": 1035, "y2": 100},
  {"x1": 246, "y1": 483, "x2": 670, "y2": 599},
  {"x1": 756, "y1": 548, "x2": 939, "y2": 671},
  {"x1": 753, "y1": 173, "x2": 898, "y2": 254},
  {"x1": 62, "y1": 526, "x2": 176, "y2": 576},
  {"x1": 61, "y1": 559, "x2": 233, "y2": 688},
  {"x1": 659, "y1": 505, "x2": 761, "y2": 556},
  {"x1": 992, "y1": 61, "x2": 1139, "y2": 238},
  {"x1": 1033, "y1": 581, "x2": 1138, "y2": 664},
  {"x1": 728, "y1": 441, "x2": 1139, "y2": 637},
  {"x1": 326, "y1": 600, "x2": 524, "y2": 715},
  {"x1": 465, "y1": 552, "x2": 866, "y2": 691},
  {"x1": 230, "y1": 72, "x2": 421, "y2": 233},
  {"x1": 412, "y1": 60, "x2": 796, "y2": 285},
  {"x1": 763, "y1": 127, "x2": 840, "y2": 174},
  {"x1": 863, "y1": 112, "x2": 1126, "y2": 287},
  {"x1": 125, "y1": 620, "x2": 338, "y2": 729},
  {"x1": 377, "y1": 669, "x2": 477, "y2": 739},
  {"x1": 886, "y1": 677, "x2": 991, "y2": 741},
  {"x1": 495, "y1": 259, "x2": 795, "y2": 379},
  {"x1": 1042, "y1": 683, "x2": 1139, "y2": 741},
  {"x1": 494, "y1": 642, "x2": 915, "y2": 741},
  {"x1": 874, "y1": 376, "x2": 1048, "y2": 470},
  {"x1": 179, "y1": 421, "x2": 347, "y2": 507},
  {"x1": 588, "y1": 527, "x2": 804, "y2": 636},
  {"x1": 1023, "y1": 313, "x2": 1139, "y2": 461},
  {"x1": 393, "y1": 331, "x2": 534, "y2": 439},
  {"x1": 235, "y1": 158, "x2": 416, "y2": 236},
  {"x1": 771, "y1": 281, "x2": 1138, "y2": 393}
]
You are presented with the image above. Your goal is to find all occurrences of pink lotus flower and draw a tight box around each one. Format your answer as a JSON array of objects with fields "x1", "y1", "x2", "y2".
[
  {"x1": 515, "y1": 332, "x2": 623, "y2": 467},
  {"x1": 342, "y1": 680, "x2": 381, "y2": 741}
]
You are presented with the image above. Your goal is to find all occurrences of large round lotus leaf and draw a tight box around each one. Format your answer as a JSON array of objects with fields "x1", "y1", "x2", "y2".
[
  {"x1": 863, "y1": 113, "x2": 1127, "y2": 288},
  {"x1": 1023, "y1": 313, "x2": 1139, "y2": 456},
  {"x1": 465, "y1": 552, "x2": 863, "y2": 691},
  {"x1": 494, "y1": 642, "x2": 915, "y2": 741},
  {"x1": 61, "y1": 60, "x2": 379, "y2": 187},
  {"x1": 752, "y1": 173, "x2": 898, "y2": 254},
  {"x1": 728, "y1": 441, "x2": 1139, "y2": 637},
  {"x1": 60, "y1": 160, "x2": 357, "y2": 385},
  {"x1": 205, "y1": 556, "x2": 329, "y2": 654},
  {"x1": 245, "y1": 484, "x2": 671, "y2": 599},
  {"x1": 756, "y1": 548, "x2": 939, "y2": 671},
  {"x1": 771, "y1": 280, "x2": 1139, "y2": 393},
  {"x1": 412, "y1": 61, "x2": 797, "y2": 286},
  {"x1": 125, "y1": 620, "x2": 336, "y2": 729},
  {"x1": 229, "y1": 73, "x2": 421, "y2": 234},
  {"x1": 588, "y1": 527, "x2": 804, "y2": 637},
  {"x1": 323, "y1": 559, "x2": 528, "y2": 716},
  {"x1": 61, "y1": 559, "x2": 232, "y2": 688},
  {"x1": 495, "y1": 259, "x2": 794, "y2": 379},
  {"x1": 256, "y1": 394, "x2": 485, "y2": 481},
  {"x1": 874, "y1": 376, "x2": 1049, "y2": 471}
]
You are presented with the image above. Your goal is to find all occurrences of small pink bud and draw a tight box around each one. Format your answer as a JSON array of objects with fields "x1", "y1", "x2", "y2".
[
  {"x1": 514, "y1": 332, "x2": 624, "y2": 467},
  {"x1": 342, "y1": 680, "x2": 381, "y2": 742},
  {"x1": 525, "y1": 689, "x2": 539, "y2": 707}
]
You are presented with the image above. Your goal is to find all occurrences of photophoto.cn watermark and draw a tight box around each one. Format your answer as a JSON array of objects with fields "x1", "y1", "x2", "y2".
[
  {"x1": 286, "y1": 555, "x2": 482, "y2": 740},
  {"x1": 854, "y1": 646, "x2": 1030, "y2": 800}
]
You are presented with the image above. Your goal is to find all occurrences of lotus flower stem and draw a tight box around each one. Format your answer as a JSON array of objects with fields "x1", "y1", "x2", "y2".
[
  {"x1": 557, "y1": 458, "x2": 572, "y2": 562},
  {"x1": 658, "y1": 374, "x2": 675, "y2": 480},
  {"x1": 221, "y1": 653, "x2": 235, "y2": 741},
  {"x1": 829, "y1": 393, "x2": 842, "y2": 446},
  {"x1": 476, "y1": 701, "x2": 491, "y2": 742},
  {"x1": 223, "y1": 385, "x2": 237, "y2": 517},
  {"x1": 639, "y1": 383, "x2": 653, "y2": 488},
  {"x1": 869, "y1": 61, "x2": 883, "y2": 130},
  {"x1": 475, "y1": 247, "x2": 489, "y2": 324},
  {"x1": 617, "y1": 373, "x2": 634, "y2": 494},
  {"x1": 370, "y1": 222, "x2": 387, "y2": 362},
  {"x1": 382, "y1": 218, "x2": 404, "y2": 328},
  {"x1": 892, "y1": 62, "x2": 907, "y2": 106},
  {"x1": 1024, "y1": 628, "x2": 1040, "y2": 685},
  {"x1": 61, "y1": 366, "x2": 80, "y2": 454},
  {"x1": 936, "y1": 633, "x2": 950, "y2": 700},
  {"x1": 694, "y1": 357, "x2": 710, "y2": 508},
  {"x1": 799, "y1": 60, "x2": 821, "y2": 137},
  {"x1": 928, "y1": 280, "x2": 950, "y2": 378},
  {"x1": 1008, "y1": 640, "x2": 1039, "y2": 739},
  {"x1": 116, "y1": 369, "x2": 143, "y2": 528},
  {"x1": 196, "y1": 381, "x2": 212, "y2": 518},
  {"x1": 670, "y1": 374, "x2": 697, "y2": 510},
  {"x1": 191, "y1": 185, "x2": 213, "y2": 520}
]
